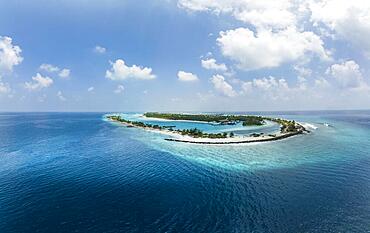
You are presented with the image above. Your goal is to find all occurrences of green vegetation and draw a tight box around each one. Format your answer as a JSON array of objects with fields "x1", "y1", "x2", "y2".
[
  {"x1": 264, "y1": 117, "x2": 304, "y2": 134},
  {"x1": 176, "y1": 128, "x2": 228, "y2": 138},
  {"x1": 108, "y1": 115, "x2": 164, "y2": 129},
  {"x1": 144, "y1": 112, "x2": 265, "y2": 126},
  {"x1": 145, "y1": 112, "x2": 305, "y2": 133},
  {"x1": 107, "y1": 115, "x2": 228, "y2": 138},
  {"x1": 107, "y1": 113, "x2": 306, "y2": 139},
  {"x1": 242, "y1": 116, "x2": 265, "y2": 126}
]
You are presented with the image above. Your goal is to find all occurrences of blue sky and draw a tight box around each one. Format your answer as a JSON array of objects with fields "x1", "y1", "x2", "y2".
[{"x1": 1, "y1": 0, "x2": 370, "y2": 112}]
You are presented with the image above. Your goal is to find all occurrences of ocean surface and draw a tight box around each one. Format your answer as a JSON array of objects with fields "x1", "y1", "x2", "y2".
[{"x1": 1, "y1": 111, "x2": 370, "y2": 232}]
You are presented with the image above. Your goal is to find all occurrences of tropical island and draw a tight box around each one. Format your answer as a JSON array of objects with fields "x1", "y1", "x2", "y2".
[{"x1": 106, "y1": 112, "x2": 309, "y2": 144}]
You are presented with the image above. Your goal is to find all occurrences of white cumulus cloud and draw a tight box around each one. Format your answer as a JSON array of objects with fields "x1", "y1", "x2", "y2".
[
  {"x1": 217, "y1": 27, "x2": 330, "y2": 70},
  {"x1": 326, "y1": 60, "x2": 367, "y2": 89},
  {"x1": 309, "y1": 0, "x2": 370, "y2": 56},
  {"x1": 0, "y1": 36, "x2": 23, "y2": 76},
  {"x1": 178, "y1": 0, "x2": 297, "y2": 30},
  {"x1": 94, "y1": 45, "x2": 106, "y2": 54},
  {"x1": 25, "y1": 73, "x2": 53, "y2": 90},
  {"x1": 241, "y1": 76, "x2": 303, "y2": 101},
  {"x1": 40, "y1": 63, "x2": 59, "y2": 73},
  {"x1": 201, "y1": 58, "x2": 227, "y2": 71},
  {"x1": 114, "y1": 85, "x2": 125, "y2": 94},
  {"x1": 58, "y1": 68, "x2": 70, "y2": 78},
  {"x1": 210, "y1": 74, "x2": 236, "y2": 97},
  {"x1": 39, "y1": 63, "x2": 70, "y2": 79},
  {"x1": 177, "y1": 71, "x2": 199, "y2": 82},
  {"x1": 106, "y1": 59, "x2": 156, "y2": 81},
  {"x1": 87, "y1": 86, "x2": 94, "y2": 92},
  {"x1": 243, "y1": 76, "x2": 289, "y2": 92}
]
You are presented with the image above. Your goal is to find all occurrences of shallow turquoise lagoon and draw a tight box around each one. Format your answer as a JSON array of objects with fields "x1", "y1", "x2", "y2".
[
  {"x1": 113, "y1": 113, "x2": 281, "y2": 135},
  {"x1": 108, "y1": 112, "x2": 370, "y2": 171}
]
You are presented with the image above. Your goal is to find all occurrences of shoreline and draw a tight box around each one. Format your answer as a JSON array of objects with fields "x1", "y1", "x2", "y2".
[
  {"x1": 164, "y1": 131, "x2": 302, "y2": 144},
  {"x1": 107, "y1": 116, "x2": 307, "y2": 145}
]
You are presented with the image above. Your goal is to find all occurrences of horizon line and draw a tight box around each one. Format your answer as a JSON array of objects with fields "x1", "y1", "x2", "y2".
[{"x1": 1, "y1": 109, "x2": 370, "y2": 114}]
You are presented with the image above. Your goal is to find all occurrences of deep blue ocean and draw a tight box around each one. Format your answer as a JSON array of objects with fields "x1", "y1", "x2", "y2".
[{"x1": 1, "y1": 111, "x2": 370, "y2": 232}]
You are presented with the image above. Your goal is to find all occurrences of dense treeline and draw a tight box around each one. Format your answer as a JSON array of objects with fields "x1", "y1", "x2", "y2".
[
  {"x1": 145, "y1": 112, "x2": 265, "y2": 126},
  {"x1": 107, "y1": 115, "x2": 232, "y2": 138},
  {"x1": 263, "y1": 117, "x2": 304, "y2": 133},
  {"x1": 107, "y1": 113, "x2": 305, "y2": 139}
]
